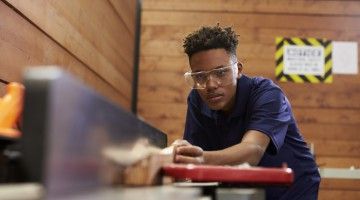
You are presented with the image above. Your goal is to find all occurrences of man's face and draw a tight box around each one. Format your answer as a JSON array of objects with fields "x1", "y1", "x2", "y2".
[{"x1": 189, "y1": 49, "x2": 242, "y2": 113}]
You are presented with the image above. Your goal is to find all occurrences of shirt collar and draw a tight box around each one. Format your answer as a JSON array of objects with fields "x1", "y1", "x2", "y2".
[{"x1": 199, "y1": 75, "x2": 252, "y2": 119}]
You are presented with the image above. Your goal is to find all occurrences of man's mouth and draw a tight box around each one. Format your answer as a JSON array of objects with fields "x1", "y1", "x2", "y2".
[{"x1": 207, "y1": 93, "x2": 223, "y2": 103}]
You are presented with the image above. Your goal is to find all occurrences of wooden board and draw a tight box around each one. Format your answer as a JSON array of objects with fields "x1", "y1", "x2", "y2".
[
  {"x1": 0, "y1": 1, "x2": 135, "y2": 109},
  {"x1": 143, "y1": 0, "x2": 360, "y2": 16},
  {"x1": 163, "y1": 164, "x2": 293, "y2": 185},
  {"x1": 319, "y1": 189, "x2": 360, "y2": 200},
  {"x1": 142, "y1": 11, "x2": 360, "y2": 31},
  {"x1": 5, "y1": 0, "x2": 134, "y2": 102}
]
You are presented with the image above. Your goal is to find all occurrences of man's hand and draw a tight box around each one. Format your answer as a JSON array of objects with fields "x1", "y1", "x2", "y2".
[{"x1": 171, "y1": 140, "x2": 204, "y2": 164}]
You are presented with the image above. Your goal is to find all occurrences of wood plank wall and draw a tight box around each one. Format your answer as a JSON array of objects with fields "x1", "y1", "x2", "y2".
[
  {"x1": 139, "y1": 0, "x2": 360, "y2": 199},
  {"x1": 0, "y1": 0, "x2": 137, "y2": 110}
]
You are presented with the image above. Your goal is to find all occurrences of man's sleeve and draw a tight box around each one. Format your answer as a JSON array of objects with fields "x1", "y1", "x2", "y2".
[
  {"x1": 246, "y1": 87, "x2": 292, "y2": 155},
  {"x1": 183, "y1": 99, "x2": 205, "y2": 147}
]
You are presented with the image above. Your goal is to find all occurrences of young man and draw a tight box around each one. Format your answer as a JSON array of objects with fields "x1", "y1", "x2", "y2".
[{"x1": 173, "y1": 25, "x2": 320, "y2": 200}]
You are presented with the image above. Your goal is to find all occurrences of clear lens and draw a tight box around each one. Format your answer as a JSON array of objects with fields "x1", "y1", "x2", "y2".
[
  {"x1": 184, "y1": 63, "x2": 237, "y2": 89},
  {"x1": 184, "y1": 72, "x2": 205, "y2": 89}
]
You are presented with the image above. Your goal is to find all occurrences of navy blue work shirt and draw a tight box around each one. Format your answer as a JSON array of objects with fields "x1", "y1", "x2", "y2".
[{"x1": 184, "y1": 75, "x2": 320, "y2": 200}]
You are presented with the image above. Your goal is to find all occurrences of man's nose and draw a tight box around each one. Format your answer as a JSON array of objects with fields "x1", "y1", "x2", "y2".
[{"x1": 205, "y1": 75, "x2": 219, "y2": 90}]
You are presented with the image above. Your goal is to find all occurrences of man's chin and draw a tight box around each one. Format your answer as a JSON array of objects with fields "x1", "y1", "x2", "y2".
[{"x1": 207, "y1": 103, "x2": 224, "y2": 111}]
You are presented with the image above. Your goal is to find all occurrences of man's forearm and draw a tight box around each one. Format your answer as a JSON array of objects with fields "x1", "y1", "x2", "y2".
[{"x1": 203, "y1": 142, "x2": 266, "y2": 166}]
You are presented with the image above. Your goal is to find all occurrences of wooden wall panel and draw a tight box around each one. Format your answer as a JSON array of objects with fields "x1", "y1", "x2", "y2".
[
  {"x1": 139, "y1": 0, "x2": 360, "y2": 199},
  {"x1": 142, "y1": 12, "x2": 360, "y2": 31},
  {"x1": 142, "y1": 0, "x2": 360, "y2": 16},
  {"x1": 139, "y1": 69, "x2": 360, "y2": 109},
  {"x1": 0, "y1": 0, "x2": 137, "y2": 110},
  {"x1": 109, "y1": 0, "x2": 136, "y2": 35},
  {"x1": 319, "y1": 190, "x2": 360, "y2": 200}
]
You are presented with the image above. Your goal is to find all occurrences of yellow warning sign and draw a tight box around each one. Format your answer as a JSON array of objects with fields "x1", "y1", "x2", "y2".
[{"x1": 275, "y1": 37, "x2": 333, "y2": 83}]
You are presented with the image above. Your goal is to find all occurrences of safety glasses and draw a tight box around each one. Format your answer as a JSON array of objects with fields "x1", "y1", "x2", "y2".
[{"x1": 184, "y1": 62, "x2": 238, "y2": 89}]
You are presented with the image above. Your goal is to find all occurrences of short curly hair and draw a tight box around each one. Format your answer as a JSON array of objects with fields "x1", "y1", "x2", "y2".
[{"x1": 183, "y1": 24, "x2": 239, "y2": 58}]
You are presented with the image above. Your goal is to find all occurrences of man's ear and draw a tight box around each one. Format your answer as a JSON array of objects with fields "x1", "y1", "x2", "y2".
[{"x1": 237, "y1": 62, "x2": 243, "y2": 78}]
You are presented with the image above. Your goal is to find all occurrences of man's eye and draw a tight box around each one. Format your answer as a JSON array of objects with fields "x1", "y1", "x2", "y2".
[
  {"x1": 214, "y1": 69, "x2": 229, "y2": 77},
  {"x1": 193, "y1": 74, "x2": 207, "y2": 82}
]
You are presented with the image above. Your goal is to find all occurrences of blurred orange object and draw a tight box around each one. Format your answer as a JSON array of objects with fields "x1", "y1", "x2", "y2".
[{"x1": 0, "y1": 82, "x2": 25, "y2": 139}]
